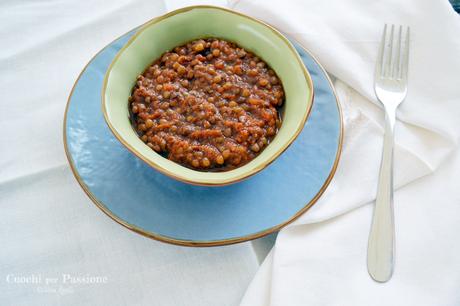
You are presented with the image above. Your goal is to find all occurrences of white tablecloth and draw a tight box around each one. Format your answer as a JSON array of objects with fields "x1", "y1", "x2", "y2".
[
  {"x1": 0, "y1": 1, "x2": 263, "y2": 305},
  {"x1": 231, "y1": 0, "x2": 460, "y2": 305}
]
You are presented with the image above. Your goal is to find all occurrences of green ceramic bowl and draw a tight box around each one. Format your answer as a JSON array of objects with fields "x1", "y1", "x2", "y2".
[{"x1": 102, "y1": 5, "x2": 314, "y2": 186}]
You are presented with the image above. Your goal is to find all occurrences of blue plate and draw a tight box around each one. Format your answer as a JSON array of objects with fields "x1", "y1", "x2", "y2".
[{"x1": 64, "y1": 29, "x2": 343, "y2": 246}]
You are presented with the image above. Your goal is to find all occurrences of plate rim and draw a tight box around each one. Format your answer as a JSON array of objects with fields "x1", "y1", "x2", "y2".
[{"x1": 63, "y1": 23, "x2": 344, "y2": 247}]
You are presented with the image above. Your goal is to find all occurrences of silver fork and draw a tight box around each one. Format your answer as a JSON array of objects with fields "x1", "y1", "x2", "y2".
[{"x1": 367, "y1": 24, "x2": 410, "y2": 282}]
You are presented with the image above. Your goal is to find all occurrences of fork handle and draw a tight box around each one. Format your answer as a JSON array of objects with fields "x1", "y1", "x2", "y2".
[{"x1": 367, "y1": 111, "x2": 395, "y2": 282}]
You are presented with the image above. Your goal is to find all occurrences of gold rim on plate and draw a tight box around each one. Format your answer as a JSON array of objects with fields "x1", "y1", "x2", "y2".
[
  {"x1": 63, "y1": 8, "x2": 344, "y2": 247},
  {"x1": 101, "y1": 5, "x2": 315, "y2": 187}
]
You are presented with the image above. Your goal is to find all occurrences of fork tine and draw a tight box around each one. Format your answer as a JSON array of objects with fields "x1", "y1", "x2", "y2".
[
  {"x1": 393, "y1": 25, "x2": 402, "y2": 79},
  {"x1": 385, "y1": 24, "x2": 394, "y2": 77},
  {"x1": 401, "y1": 27, "x2": 410, "y2": 81},
  {"x1": 376, "y1": 24, "x2": 387, "y2": 78}
]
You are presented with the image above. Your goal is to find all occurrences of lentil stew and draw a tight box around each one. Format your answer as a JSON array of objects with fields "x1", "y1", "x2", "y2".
[{"x1": 129, "y1": 38, "x2": 285, "y2": 171}]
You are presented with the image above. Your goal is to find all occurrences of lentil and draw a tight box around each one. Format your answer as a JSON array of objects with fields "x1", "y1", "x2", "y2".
[{"x1": 130, "y1": 38, "x2": 284, "y2": 171}]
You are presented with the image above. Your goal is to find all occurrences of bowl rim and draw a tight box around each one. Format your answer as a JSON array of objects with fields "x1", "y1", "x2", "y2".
[{"x1": 101, "y1": 5, "x2": 314, "y2": 186}]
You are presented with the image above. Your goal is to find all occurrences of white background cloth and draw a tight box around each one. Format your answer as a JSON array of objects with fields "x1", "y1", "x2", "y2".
[
  {"x1": 1, "y1": 0, "x2": 460, "y2": 305},
  {"x1": 229, "y1": 0, "x2": 460, "y2": 305},
  {"x1": 0, "y1": 1, "x2": 260, "y2": 305}
]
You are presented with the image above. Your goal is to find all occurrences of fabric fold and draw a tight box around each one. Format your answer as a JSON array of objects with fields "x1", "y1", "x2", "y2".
[{"x1": 231, "y1": 0, "x2": 460, "y2": 305}]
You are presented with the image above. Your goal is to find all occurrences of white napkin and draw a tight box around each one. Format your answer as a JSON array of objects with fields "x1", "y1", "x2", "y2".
[{"x1": 228, "y1": 0, "x2": 460, "y2": 305}]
